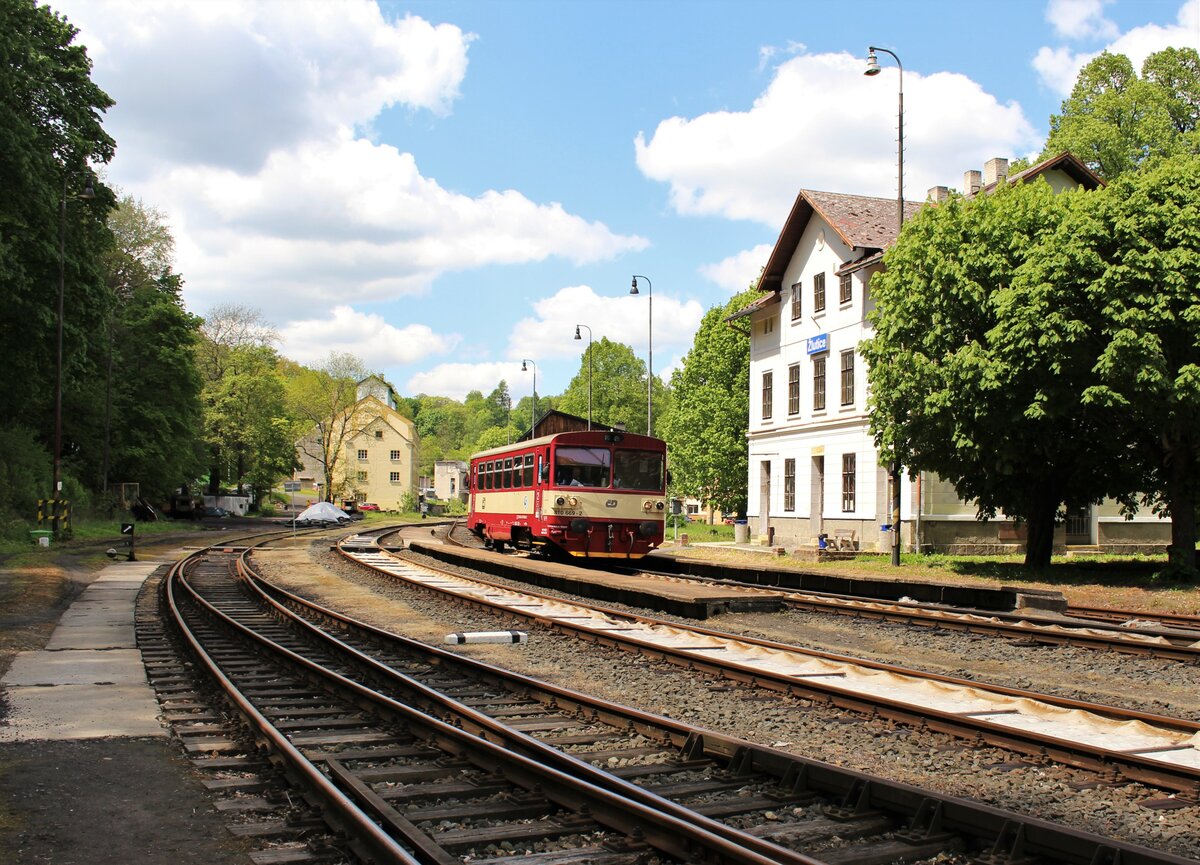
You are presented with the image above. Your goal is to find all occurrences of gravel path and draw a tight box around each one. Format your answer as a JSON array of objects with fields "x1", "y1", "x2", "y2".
[{"x1": 254, "y1": 539, "x2": 1200, "y2": 861}]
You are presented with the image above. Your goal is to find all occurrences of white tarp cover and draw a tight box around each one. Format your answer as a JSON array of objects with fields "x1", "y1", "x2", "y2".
[{"x1": 296, "y1": 502, "x2": 349, "y2": 523}]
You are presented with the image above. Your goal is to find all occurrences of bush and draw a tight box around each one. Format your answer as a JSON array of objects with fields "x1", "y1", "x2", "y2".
[
  {"x1": 0, "y1": 425, "x2": 51, "y2": 520},
  {"x1": 400, "y1": 491, "x2": 418, "y2": 513}
]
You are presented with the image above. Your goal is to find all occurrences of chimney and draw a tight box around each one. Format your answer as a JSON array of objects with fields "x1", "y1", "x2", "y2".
[
  {"x1": 964, "y1": 169, "x2": 983, "y2": 196},
  {"x1": 927, "y1": 185, "x2": 950, "y2": 203},
  {"x1": 983, "y1": 157, "x2": 1009, "y2": 186}
]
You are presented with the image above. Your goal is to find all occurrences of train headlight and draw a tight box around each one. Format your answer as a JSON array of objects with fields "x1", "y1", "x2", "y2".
[
  {"x1": 568, "y1": 496, "x2": 579, "y2": 508},
  {"x1": 642, "y1": 500, "x2": 652, "y2": 512},
  {"x1": 555, "y1": 496, "x2": 566, "y2": 507},
  {"x1": 655, "y1": 501, "x2": 665, "y2": 511}
]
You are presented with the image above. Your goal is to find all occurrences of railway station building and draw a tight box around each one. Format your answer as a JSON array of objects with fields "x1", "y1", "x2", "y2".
[
  {"x1": 736, "y1": 153, "x2": 1171, "y2": 555},
  {"x1": 291, "y1": 375, "x2": 419, "y2": 511}
]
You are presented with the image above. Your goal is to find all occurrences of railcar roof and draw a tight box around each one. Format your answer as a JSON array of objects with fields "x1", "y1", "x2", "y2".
[{"x1": 470, "y1": 431, "x2": 664, "y2": 461}]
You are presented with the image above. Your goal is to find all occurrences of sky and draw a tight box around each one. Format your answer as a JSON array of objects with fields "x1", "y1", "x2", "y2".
[{"x1": 53, "y1": 0, "x2": 1200, "y2": 405}]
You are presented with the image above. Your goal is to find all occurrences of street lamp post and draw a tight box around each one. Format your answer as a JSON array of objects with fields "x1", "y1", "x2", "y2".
[
  {"x1": 52, "y1": 175, "x2": 95, "y2": 536},
  {"x1": 630, "y1": 275, "x2": 652, "y2": 436},
  {"x1": 573, "y1": 324, "x2": 592, "y2": 430},
  {"x1": 865, "y1": 45, "x2": 904, "y2": 567},
  {"x1": 521, "y1": 359, "x2": 537, "y2": 437}
]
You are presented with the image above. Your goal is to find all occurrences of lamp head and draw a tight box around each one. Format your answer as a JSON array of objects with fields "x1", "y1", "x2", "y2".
[
  {"x1": 521, "y1": 360, "x2": 528, "y2": 372},
  {"x1": 630, "y1": 276, "x2": 639, "y2": 296},
  {"x1": 80, "y1": 179, "x2": 96, "y2": 200},
  {"x1": 574, "y1": 325, "x2": 581, "y2": 340},
  {"x1": 864, "y1": 48, "x2": 881, "y2": 76}
]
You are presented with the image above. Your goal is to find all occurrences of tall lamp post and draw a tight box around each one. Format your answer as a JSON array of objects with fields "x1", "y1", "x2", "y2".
[
  {"x1": 52, "y1": 175, "x2": 95, "y2": 535},
  {"x1": 865, "y1": 45, "x2": 904, "y2": 567},
  {"x1": 574, "y1": 324, "x2": 592, "y2": 429},
  {"x1": 521, "y1": 359, "x2": 537, "y2": 437},
  {"x1": 630, "y1": 275, "x2": 652, "y2": 436}
]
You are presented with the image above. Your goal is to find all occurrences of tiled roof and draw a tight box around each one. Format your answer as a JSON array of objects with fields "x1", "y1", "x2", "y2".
[{"x1": 804, "y1": 189, "x2": 922, "y2": 251}]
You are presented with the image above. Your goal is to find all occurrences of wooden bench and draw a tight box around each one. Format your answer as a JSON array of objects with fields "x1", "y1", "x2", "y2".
[{"x1": 831, "y1": 529, "x2": 858, "y2": 551}]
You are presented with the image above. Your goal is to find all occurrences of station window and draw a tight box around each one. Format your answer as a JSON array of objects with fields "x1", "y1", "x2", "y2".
[
  {"x1": 839, "y1": 272, "x2": 852, "y2": 304},
  {"x1": 390, "y1": 450, "x2": 401, "y2": 460},
  {"x1": 788, "y1": 364, "x2": 800, "y2": 415},
  {"x1": 813, "y1": 272, "x2": 826, "y2": 313},
  {"x1": 840, "y1": 350, "x2": 855, "y2": 406},
  {"x1": 790, "y1": 282, "x2": 802, "y2": 320},
  {"x1": 784, "y1": 459, "x2": 795, "y2": 512},
  {"x1": 841, "y1": 454, "x2": 856, "y2": 512},
  {"x1": 761, "y1": 371, "x2": 773, "y2": 420},
  {"x1": 813, "y1": 356, "x2": 826, "y2": 411}
]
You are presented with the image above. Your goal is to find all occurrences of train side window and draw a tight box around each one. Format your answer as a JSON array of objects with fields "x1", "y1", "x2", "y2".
[
  {"x1": 511, "y1": 457, "x2": 522, "y2": 488},
  {"x1": 485, "y1": 461, "x2": 493, "y2": 491},
  {"x1": 503, "y1": 458, "x2": 513, "y2": 489},
  {"x1": 523, "y1": 454, "x2": 534, "y2": 487}
]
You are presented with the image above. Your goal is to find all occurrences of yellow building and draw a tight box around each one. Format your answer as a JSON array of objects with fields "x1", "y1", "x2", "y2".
[{"x1": 292, "y1": 376, "x2": 419, "y2": 511}]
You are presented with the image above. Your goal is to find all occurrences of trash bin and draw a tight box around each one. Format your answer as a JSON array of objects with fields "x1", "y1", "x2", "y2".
[
  {"x1": 30, "y1": 530, "x2": 51, "y2": 548},
  {"x1": 733, "y1": 520, "x2": 750, "y2": 544}
]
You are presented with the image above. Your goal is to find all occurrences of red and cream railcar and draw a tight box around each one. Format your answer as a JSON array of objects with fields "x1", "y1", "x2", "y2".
[{"x1": 467, "y1": 430, "x2": 667, "y2": 558}]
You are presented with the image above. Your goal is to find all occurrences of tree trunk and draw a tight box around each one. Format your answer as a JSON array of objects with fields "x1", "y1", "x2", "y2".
[
  {"x1": 207, "y1": 444, "x2": 221, "y2": 496},
  {"x1": 1164, "y1": 430, "x2": 1198, "y2": 577},
  {"x1": 1022, "y1": 493, "x2": 1059, "y2": 569}
]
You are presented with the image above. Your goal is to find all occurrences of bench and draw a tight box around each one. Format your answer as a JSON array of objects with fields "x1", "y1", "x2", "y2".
[{"x1": 831, "y1": 529, "x2": 858, "y2": 551}]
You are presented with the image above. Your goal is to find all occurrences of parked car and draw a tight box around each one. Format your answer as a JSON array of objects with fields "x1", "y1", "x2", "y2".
[
  {"x1": 358, "y1": 502, "x2": 380, "y2": 512},
  {"x1": 202, "y1": 506, "x2": 230, "y2": 518}
]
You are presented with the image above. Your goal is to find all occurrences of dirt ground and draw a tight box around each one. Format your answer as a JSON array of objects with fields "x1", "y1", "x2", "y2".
[{"x1": 0, "y1": 531, "x2": 254, "y2": 865}]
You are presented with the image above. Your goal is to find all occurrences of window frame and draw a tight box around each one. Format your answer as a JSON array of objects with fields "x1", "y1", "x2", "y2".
[
  {"x1": 813, "y1": 355, "x2": 826, "y2": 412},
  {"x1": 356, "y1": 449, "x2": 368, "y2": 461},
  {"x1": 761, "y1": 371, "x2": 773, "y2": 420},
  {"x1": 389, "y1": 471, "x2": 400, "y2": 483},
  {"x1": 813, "y1": 271, "x2": 826, "y2": 313},
  {"x1": 783, "y1": 458, "x2": 795, "y2": 512},
  {"x1": 840, "y1": 350, "x2": 855, "y2": 406},
  {"x1": 841, "y1": 453, "x2": 856, "y2": 512},
  {"x1": 839, "y1": 271, "x2": 852, "y2": 304},
  {"x1": 790, "y1": 282, "x2": 802, "y2": 320},
  {"x1": 787, "y1": 364, "x2": 800, "y2": 415}
]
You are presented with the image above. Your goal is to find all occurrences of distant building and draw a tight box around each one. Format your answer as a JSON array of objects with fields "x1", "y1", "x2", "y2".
[
  {"x1": 292, "y1": 375, "x2": 419, "y2": 510},
  {"x1": 736, "y1": 153, "x2": 1169, "y2": 553},
  {"x1": 434, "y1": 460, "x2": 469, "y2": 504}
]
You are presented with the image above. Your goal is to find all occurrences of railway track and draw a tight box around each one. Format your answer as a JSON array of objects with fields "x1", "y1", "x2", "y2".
[
  {"x1": 155, "y1": 533, "x2": 1196, "y2": 865},
  {"x1": 338, "y1": 533, "x2": 1200, "y2": 798}
]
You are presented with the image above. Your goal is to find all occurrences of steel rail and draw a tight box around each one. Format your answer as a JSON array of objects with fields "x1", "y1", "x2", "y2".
[
  {"x1": 233, "y1": 552, "x2": 818, "y2": 865},
  {"x1": 173, "y1": 547, "x2": 797, "y2": 865},
  {"x1": 338, "y1": 540, "x2": 1200, "y2": 797},
  {"x1": 1067, "y1": 604, "x2": 1200, "y2": 632},
  {"x1": 241, "y1": 549, "x2": 1198, "y2": 865},
  {"x1": 164, "y1": 552, "x2": 423, "y2": 865}
]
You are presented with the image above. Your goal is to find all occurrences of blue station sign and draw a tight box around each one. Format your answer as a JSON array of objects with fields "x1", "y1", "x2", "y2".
[{"x1": 806, "y1": 333, "x2": 829, "y2": 355}]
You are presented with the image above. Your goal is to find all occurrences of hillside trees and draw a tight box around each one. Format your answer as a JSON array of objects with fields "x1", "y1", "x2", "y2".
[
  {"x1": 557, "y1": 338, "x2": 659, "y2": 435},
  {"x1": 659, "y1": 288, "x2": 755, "y2": 517}
]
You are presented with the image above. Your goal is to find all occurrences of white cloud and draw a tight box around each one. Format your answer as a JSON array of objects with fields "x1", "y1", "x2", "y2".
[
  {"x1": 635, "y1": 51, "x2": 1039, "y2": 225},
  {"x1": 699, "y1": 244, "x2": 775, "y2": 293},
  {"x1": 504, "y1": 284, "x2": 705, "y2": 363},
  {"x1": 58, "y1": 0, "x2": 473, "y2": 174},
  {"x1": 407, "y1": 361, "x2": 532, "y2": 402},
  {"x1": 278, "y1": 306, "x2": 458, "y2": 367},
  {"x1": 1034, "y1": 0, "x2": 1200, "y2": 95},
  {"x1": 1046, "y1": 0, "x2": 1119, "y2": 40}
]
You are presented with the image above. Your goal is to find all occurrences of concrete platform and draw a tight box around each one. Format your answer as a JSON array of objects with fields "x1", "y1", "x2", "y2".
[
  {"x1": 0, "y1": 560, "x2": 167, "y2": 741},
  {"x1": 407, "y1": 542, "x2": 784, "y2": 619}
]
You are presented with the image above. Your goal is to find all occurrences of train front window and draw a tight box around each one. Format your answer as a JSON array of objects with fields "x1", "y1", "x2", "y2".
[
  {"x1": 612, "y1": 450, "x2": 665, "y2": 491},
  {"x1": 554, "y1": 447, "x2": 610, "y2": 488}
]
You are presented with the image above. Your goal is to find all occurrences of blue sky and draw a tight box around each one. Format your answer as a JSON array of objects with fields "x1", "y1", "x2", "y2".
[{"x1": 57, "y1": 0, "x2": 1198, "y2": 404}]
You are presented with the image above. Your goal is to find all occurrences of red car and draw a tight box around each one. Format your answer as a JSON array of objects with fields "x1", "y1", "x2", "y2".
[{"x1": 358, "y1": 502, "x2": 380, "y2": 512}]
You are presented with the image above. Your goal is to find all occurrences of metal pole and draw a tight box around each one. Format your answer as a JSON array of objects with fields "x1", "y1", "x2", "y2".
[
  {"x1": 575, "y1": 325, "x2": 592, "y2": 429},
  {"x1": 522, "y1": 359, "x2": 537, "y2": 436},
  {"x1": 631, "y1": 275, "x2": 652, "y2": 436},
  {"x1": 52, "y1": 178, "x2": 66, "y2": 535}
]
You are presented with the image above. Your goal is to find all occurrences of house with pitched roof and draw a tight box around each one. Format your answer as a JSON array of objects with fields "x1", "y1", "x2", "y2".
[{"x1": 736, "y1": 153, "x2": 1168, "y2": 554}]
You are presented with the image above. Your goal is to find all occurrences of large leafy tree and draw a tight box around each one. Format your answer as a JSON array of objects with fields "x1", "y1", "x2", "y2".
[
  {"x1": 863, "y1": 180, "x2": 1137, "y2": 568},
  {"x1": 1042, "y1": 48, "x2": 1199, "y2": 179},
  {"x1": 557, "y1": 338, "x2": 660, "y2": 435},
  {"x1": 1020, "y1": 155, "x2": 1200, "y2": 578},
  {"x1": 1, "y1": 0, "x2": 114, "y2": 498},
  {"x1": 658, "y1": 289, "x2": 755, "y2": 517}
]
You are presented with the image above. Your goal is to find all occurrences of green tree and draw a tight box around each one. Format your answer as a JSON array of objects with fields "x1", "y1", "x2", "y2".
[
  {"x1": 1042, "y1": 48, "x2": 1199, "y2": 179},
  {"x1": 863, "y1": 180, "x2": 1136, "y2": 568},
  {"x1": 658, "y1": 289, "x2": 755, "y2": 517},
  {"x1": 557, "y1": 338, "x2": 656, "y2": 434},
  {"x1": 285, "y1": 353, "x2": 370, "y2": 501},
  {"x1": 1020, "y1": 155, "x2": 1200, "y2": 578}
]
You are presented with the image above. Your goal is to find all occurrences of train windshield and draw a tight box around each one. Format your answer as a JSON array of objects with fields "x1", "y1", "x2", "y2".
[
  {"x1": 554, "y1": 447, "x2": 610, "y2": 488},
  {"x1": 612, "y1": 450, "x2": 665, "y2": 491}
]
